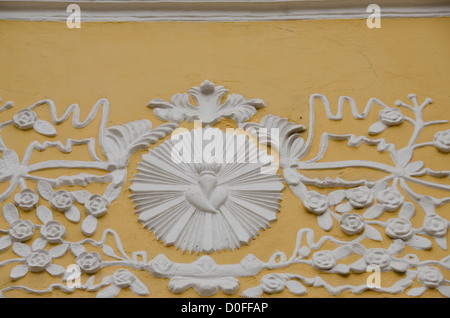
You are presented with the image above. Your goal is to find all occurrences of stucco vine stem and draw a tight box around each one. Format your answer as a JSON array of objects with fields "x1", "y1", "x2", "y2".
[
  {"x1": 0, "y1": 259, "x2": 26, "y2": 269},
  {"x1": 72, "y1": 229, "x2": 132, "y2": 262},
  {"x1": 299, "y1": 94, "x2": 392, "y2": 160},
  {"x1": 23, "y1": 172, "x2": 114, "y2": 187},
  {"x1": 298, "y1": 160, "x2": 396, "y2": 174},
  {"x1": 26, "y1": 160, "x2": 110, "y2": 173},
  {"x1": 0, "y1": 281, "x2": 109, "y2": 297}
]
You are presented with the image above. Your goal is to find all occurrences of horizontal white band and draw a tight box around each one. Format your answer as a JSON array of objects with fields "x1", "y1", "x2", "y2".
[{"x1": 0, "y1": 0, "x2": 449, "y2": 22}]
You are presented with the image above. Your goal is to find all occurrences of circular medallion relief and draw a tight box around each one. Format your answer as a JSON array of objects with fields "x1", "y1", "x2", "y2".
[{"x1": 130, "y1": 127, "x2": 284, "y2": 253}]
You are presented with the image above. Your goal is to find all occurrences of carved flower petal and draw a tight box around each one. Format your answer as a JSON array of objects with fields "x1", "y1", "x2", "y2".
[
  {"x1": 10, "y1": 264, "x2": 29, "y2": 281},
  {"x1": 97, "y1": 285, "x2": 121, "y2": 298}
]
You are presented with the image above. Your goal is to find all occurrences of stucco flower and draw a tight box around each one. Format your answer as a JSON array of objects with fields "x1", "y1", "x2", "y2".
[
  {"x1": 76, "y1": 251, "x2": 102, "y2": 274},
  {"x1": 12, "y1": 109, "x2": 37, "y2": 130},
  {"x1": 0, "y1": 203, "x2": 36, "y2": 253},
  {"x1": 347, "y1": 186, "x2": 374, "y2": 209},
  {"x1": 433, "y1": 129, "x2": 450, "y2": 153},
  {"x1": 97, "y1": 269, "x2": 150, "y2": 298},
  {"x1": 422, "y1": 214, "x2": 448, "y2": 237},
  {"x1": 384, "y1": 206, "x2": 432, "y2": 250},
  {"x1": 340, "y1": 213, "x2": 365, "y2": 235},
  {"x1": 9, "y1": 220, "x2": 35, "y2": 242},
  {"x1": 377, "y1": 188, "x2": 404, "y2": 212},
  {"x1": 14, "y1": 189, "x2": 39, "y2": 211},
  {"x1": 364, "y1": 248, "x2": 391, "y2": 270},
  {"x1": 368, "y1": 108, "x2": 405, "y2": 135},
  {"x1": 260, "y1": 273, "x2": 286, "y2": 293},
  {"x1": 363, "y1": 188, "x2": 405, "y2": 219},
  {"x1": 9, "y1": 242, "x2": 67, "y2": 280},
  {"x1": 407, "y1": 267, "x2": 450, "y2": 297},
  {"x1": 311, "y1": 250, "x2": 336, "y2": 270},
  {"x1": 85, "y1": 194, "x2": 109, "y2": 217},
  {"x1": 37, "y1": 181, "x2": 81, "y2": 223},
  {"x1": 12, "y1": 108, "x2": 56, "y2": 136},
  {"x1": 379, "y1": 108, "x2": 405, "y2": 126},
  {"x1": 418, "y1": 214, "x2": 449, "y2": 250},
  {"x1": 303, "y1": 191, "x2": 334, "y2": 231},
  {"x1": 335, "y1": 186, "x2": 375, "y2": 213},
  {"x1": 40, "y1": 220, "x2": 66, "y2": 244},
  {"x1": 50, "y1": 190, "x2": 74, "y2": 212},
  {"x1": 386, "y1": 218, "x2": 415, "y2": 240},
  {"x1": 80, "y1": 194, "x2": 110, "y2": 237},
  {"x1": 350, "y1": 243, "x2": 410, "y2": 274}
]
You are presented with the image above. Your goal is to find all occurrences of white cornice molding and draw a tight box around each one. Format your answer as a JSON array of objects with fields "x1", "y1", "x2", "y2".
[{"x1": 0, "y1": 0, "x2": 449, "y2": 22}]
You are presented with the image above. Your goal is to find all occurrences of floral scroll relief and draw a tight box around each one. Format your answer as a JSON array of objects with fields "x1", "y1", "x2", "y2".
[
  {"x1": 0, "y1": 82, "x2": 448, "y2": 298},
  {"x1": 148, "y1": 80, "x2": 265, "y2": 125}
]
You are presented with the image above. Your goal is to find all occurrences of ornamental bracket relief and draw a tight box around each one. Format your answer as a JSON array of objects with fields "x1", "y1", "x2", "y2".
[{"x1": 0, "y1": 81, "x2": 449, "y2": 298}]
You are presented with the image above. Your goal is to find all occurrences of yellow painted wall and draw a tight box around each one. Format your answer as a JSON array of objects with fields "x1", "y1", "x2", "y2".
[{"x1": 0, "y1": 18, "x2": 449, "y2": 297}]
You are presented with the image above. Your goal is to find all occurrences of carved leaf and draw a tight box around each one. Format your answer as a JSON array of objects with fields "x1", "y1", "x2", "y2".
[
  {"x1": 102, "y1": 120, "x2": 176, "y2": 164},
  {"x1": 2, "y1": 203, "x2": 19, "y2": 224},
  {"x1": 12, "y1": 242, "x2": 31, "y2": 258},
  {"x1": 368, "y1": 121, "x2": 387, "y2": 135},
  {"x1": 216, "y1": 94, "x2": 265, "y2": 124},
  {"x1": 406, "y1": 287, "x2": 427, "y2": 297},
  {"x1": 130, "y1": 279, "x2": 150, "y2": 296},
  {"x1": 36, "y1": 205, "x2": 53, "y2": 224},
  {"x1": 81, "y1": 215, "x2": 98, "y2": 237},
  {"x1": 102, "y1": 245, "x2": 122, "y2": 260},
  {"x1": 33, "y1": 119, "x2": 57, "y2": 136},
  {"x1": 0, "y1": 235, "x2": 12, "y2": 253},
  {"x1": 37, "y1": 181, "x2": 55, "y2": 201},
  {"x1": 10, "y1": 264, "x2": 29, "y2": 281},
  {"x1": 364, "y1": 225, "x2": 383, "y2": 241},
  {"x1": 49, "y1": 244, "x2": 69, "y2": 258},
  {"x1": 97, "y1": 285, "x2": 121, "y2": 298},
  {"x1": 0, "y1": 149, "x2": 19, "y2": 170},
  {"x1": 286, "y1": 280, "x2": 307, "y2": 295},
  {"x1": 241, "y1": 286, "x2": 263, "y2": 298}
]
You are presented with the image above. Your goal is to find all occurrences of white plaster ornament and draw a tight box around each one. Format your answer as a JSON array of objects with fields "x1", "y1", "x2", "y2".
[{"x1": 0, "y1": 83, "x2": 448, "y2": 298}]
